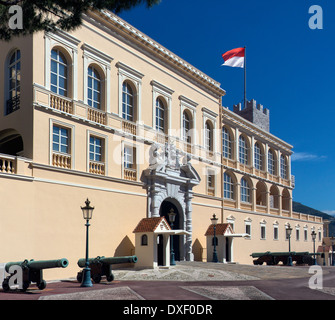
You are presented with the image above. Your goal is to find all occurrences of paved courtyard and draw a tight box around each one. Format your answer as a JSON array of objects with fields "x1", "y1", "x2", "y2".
[{"x1": 1, "y1": 261, "x2": 334, "y2": 301}]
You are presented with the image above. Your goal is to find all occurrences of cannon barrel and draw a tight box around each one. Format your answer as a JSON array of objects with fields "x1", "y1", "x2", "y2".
[
  {"x1": 77, "y1": 255, "x2": 137, "y2": 268},
  {"x1": 5, "y1": 258, "x2": 69, "y2": 273}
]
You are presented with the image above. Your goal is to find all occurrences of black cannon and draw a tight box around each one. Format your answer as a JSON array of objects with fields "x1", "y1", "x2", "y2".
[
  {"x1": 2, "y1": 258, "x2": 69, "y2": 292},
  {"x1": 251, "y1": 251, "x2": 319, "y2": 266},
  {"x1": 250, "y1": 251, "x2": 275, "y2": 265},
  {"x1": 77, "y1": 255, "x2": 138, "y2": 283}
]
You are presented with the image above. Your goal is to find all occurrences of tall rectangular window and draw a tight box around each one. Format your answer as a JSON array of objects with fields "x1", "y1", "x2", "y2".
[
  {"x1": 261, "y1": 225, "x2": 266, "y2": 239},
  {"x1": 274, "y1": 226, "x2": 279, "y2": 240},
  {"x1": 245, "y1": 223, "x2": 251, "y2": 236},
  {"x1": 224, "y1": 172, "x2": 234, "y2": 200},
  {"x1": 123, "y1": 145, "x2": 137, "y2": 181},
  {"x1": 239, "y1": 135, "x2": 248, "y2": 164},
  {"x1": 207, "y1": 169, "x2": 215, "y2": 196},
  {"x1": 53, "y1": 125, "x2": 69, "y2": 154},
  {"x1": 51, "y1": 49, "x2": 68, "y2": 97},
  {"x1": 124, "y1": 146, "x2": 135, "y2": 169},
  {"x1": 222, "y1": 127, "x2": 232, "y2": 159},
  {"x1": 89, "y1": 136, "x2": 102, "y2": 162}
]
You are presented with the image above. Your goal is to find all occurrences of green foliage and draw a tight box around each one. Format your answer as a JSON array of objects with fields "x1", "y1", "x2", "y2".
[{"x1": 0, "y1": 0, "x2": 161, "y2": 41}]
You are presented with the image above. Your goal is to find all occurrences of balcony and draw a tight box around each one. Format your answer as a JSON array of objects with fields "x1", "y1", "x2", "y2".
[
  {"x1": 0, "y1": 154, "x2": 15, "y2": 174},
  {"x1": 124, "y1": 168, "x2": 137, "y2": 181},
  {"x1": 52, "y1": 152, "x2": 71, "y2": 169},
  {"x1": 6, "y1": 95, "x2": 20, "y2": 115},
  {"x1": 87, "y1": 107, "x2": 107, "y2": 125},
  {"x1": 207, "y1": 186, "x2": 215, "y2": 197},
  {"x1": 89, "y1": 161, "x2": 105, "y2": 175},
  {"x1": 50, "y1": 93, "x2": 73, "y2": 114}
]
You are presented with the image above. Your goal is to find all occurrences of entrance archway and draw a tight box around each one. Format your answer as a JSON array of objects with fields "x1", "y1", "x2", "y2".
[
  {"x1": 0, "y1": 129, "x2": 23, "y2": 156},
  {"x1": 159, "y1": 199, "x2": 183, "y2": 262}
]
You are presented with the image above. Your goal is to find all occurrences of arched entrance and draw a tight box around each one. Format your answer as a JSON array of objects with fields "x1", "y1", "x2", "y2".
[
  {"x1": 159, "y1": 199, "x2": 183, "y2": 263},
  {"x1": 143, "y1": 142, "x2": 201, "y2": 262},
  {"x1": 0, "y1": 129, "x2": 23, "y2": 156}
]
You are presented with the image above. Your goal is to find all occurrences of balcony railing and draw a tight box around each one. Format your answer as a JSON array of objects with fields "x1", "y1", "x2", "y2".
[
  {"x1": 87, "y1": 107, "x2": 107, "y2": 125},
  {"x1": 52, "y1": 153, "x2": 71, "y2": 169},
  {"x1": 89, "y1": 161, "x2": 105, "y2": 175},
  {"x1": 124, "y1": 168, "x2": 137, "y2": 181},
  {"x1": 50, "y1": 94, "x2": 73, "y2": 114},
  {"x1": 6, "y1": 95, "x2": 20, "y2": 115},
  {"x1": 122, "y1": 120, "x2": 137, "y2": 135},
  {"x1": 207, "y1": 186, "x2": 215, "y2": 196},
  {"x1": 0, "y1": 155, "x2": 15, "y2": 173}
]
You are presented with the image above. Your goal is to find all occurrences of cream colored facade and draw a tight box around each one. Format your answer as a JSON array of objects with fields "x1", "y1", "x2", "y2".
[{"x1": 0, "y1": 10, "x2": 323, "y2": 280}]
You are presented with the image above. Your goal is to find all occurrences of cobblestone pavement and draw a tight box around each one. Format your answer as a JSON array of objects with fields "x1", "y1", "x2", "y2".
[
  {"x1": 111, "y1": 261, "x2": 316, "y2": 281},
  {"x1": 1, "y1": 262, "x2": 335, "y2": 301}
]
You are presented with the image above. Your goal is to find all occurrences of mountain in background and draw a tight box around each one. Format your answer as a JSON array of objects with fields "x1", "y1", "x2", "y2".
[{"x1": 293, "y1": 201, "x2": 335, "y2": 236}]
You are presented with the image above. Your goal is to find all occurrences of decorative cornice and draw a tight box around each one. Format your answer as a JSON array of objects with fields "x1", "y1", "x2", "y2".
[
  {"x1": 89, "y1": 9, "x2": 226, "y2": 98},
  {"x1": 222, "y1": 107, "x2": 293, "y2": 153}
]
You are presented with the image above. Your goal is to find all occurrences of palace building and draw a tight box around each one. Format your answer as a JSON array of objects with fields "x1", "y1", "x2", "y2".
[{"x1": 0, "y1": 9, "x2": 323, "y2": 279}]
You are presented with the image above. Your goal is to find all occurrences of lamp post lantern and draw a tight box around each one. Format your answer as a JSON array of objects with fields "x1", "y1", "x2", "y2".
[
  {"x1": 311, "y1": 230, "x2": 318, "y2": 265},
  {"x1": 80, "y1": 198, "x2": 94, "y2": 287},
  {"x1": 168, "y1": 208, "x2": 176, "y2": 266},
  {"x1": 211, "y1": 214, "x2": 218, "y2": 263},
  {"x1": 286, "y1": 224, "x2": 293, "y2": 266}
]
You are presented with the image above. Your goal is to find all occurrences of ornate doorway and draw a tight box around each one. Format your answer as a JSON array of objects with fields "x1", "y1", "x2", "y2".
[
  {"x1": 159, "y1": 200, "x2": 181, "y2": 261},
  {"x1": 142, "y1": 142, "x2": 200, "y2": 261}
]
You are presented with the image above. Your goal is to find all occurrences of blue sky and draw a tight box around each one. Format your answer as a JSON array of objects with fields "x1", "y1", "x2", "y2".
[{"x1": 119, "y1": 0, "x2": 335, "y2": 214}]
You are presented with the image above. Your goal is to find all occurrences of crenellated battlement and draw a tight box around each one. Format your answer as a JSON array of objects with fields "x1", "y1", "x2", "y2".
[{"x1": 233, "y1": 99, "x2": 270, "y2": 132}]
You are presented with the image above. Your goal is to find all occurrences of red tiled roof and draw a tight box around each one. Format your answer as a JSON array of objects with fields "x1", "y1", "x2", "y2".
[
  {"x1": 133, "y1": 217, "x2": 171, "y2": 233},
  {"x1": 317, "y1": 245, "x2": 331, "y2": 253},
  {"x1": 204, "y1": 223, "x2": 233, "y2": 236}
]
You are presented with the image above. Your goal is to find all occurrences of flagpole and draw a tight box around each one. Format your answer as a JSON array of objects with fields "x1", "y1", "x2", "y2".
[{"x1": 244, "y1": 46, "x2": 246, "y2": 110}]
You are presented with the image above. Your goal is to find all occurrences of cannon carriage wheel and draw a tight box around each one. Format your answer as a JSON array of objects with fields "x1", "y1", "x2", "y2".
[
  {"x1": 92, "y1": 274, "x2": 101, "y2": 284},
  {"x1": 37, "y1": 280, "x2": 47, "y2": 290},
  {"x1": 2, "y1": 278, "x2": 10, "y2": 292},
  {"x1": 2, "y1": 277, "x2": 30, "y2": 292}
]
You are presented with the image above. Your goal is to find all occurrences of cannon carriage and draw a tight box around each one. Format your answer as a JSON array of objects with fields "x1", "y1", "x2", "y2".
[
  {"x1": 2, "y1": 258, "x2": 69, "y2": 292},
  {"x1": 251, "y1": 251, "x2": 318, "y2": 266},
  {"x1": 77, "y1": 255, "x2": 138, "y2": 284}
]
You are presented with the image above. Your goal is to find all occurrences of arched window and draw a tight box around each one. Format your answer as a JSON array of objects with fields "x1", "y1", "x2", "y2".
[
  {"x1": 51, "y1": 49, "x2": 68, "y2": 96},
  {"x1": 7, "y1": 49, "x2": 21, "y2": 114},
  {"x1": 256, "y1": 181, "x2": 267, "y2": 206},
  {"x1": 282, "y1": 188, "x2": 290, "y2": 211},
  {"x1": 254, "y1": 143, "x2": 263, "y2": 170},
  {"x1": 122, "y1": 81, "x2": 134, "y2": 121},
  {"x1": 222, "y1": 127, "x2": 232, "y2": 159},
  {"x1": 141, "y1": 234, "x2": 148, "y2": 246},
  {"x1": 268, "y1": 149, "x2": 275, "y2": 175},
  {"x1": 183, "y1": 110, "x2": 192, "y2": 143},
  {"x1": 280, "y1": 155, "x2": 288, "y2": 179},
  {"x1": 270, "y1": 185, "x2": 279, "y2": 208},
  {"x1": 155, "y1": 98, "x2": 165, "y2": 133},
  {"x1": 205, "y1": 120, "x2": 213, "y2": 152},
  {"x1": 224, "y1": 172, "x2": 234, "y2": 200},
  {"x1": 87, "y1": 66, "x2": 101, "y2": 109},
  {"x1": 239, "y1": 135, "x2": 248, "y2": 164},
  {"x1": 241, "y1": 177, "x2": 251, "y2": 203}
]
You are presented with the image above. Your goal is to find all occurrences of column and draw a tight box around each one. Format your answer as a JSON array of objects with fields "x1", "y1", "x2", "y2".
[{"x1": 185, "y1": 191, "x2": 194, "y2": 261}]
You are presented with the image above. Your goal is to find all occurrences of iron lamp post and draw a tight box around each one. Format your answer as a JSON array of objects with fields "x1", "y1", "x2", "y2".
[
  {"x1": 311, "y1": 230, "x2": 318, "y2": 265},
  {"x1": 211, "y1": 214, "x2": 218, "y2": 263},
  {"x1": 286, "y1": 224, "x2": 293, "y2": 266},
  {"x1": 168, "y1": 208, "x2": 176, "y2": 266},
  {"x1": 80, "y1": 198, "x2": 94, "y2": 287}
]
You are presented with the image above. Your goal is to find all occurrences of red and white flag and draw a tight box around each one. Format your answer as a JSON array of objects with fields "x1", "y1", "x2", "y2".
[{"x1": 221, "y1": 47, "x2": 245, "y2": 68}]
